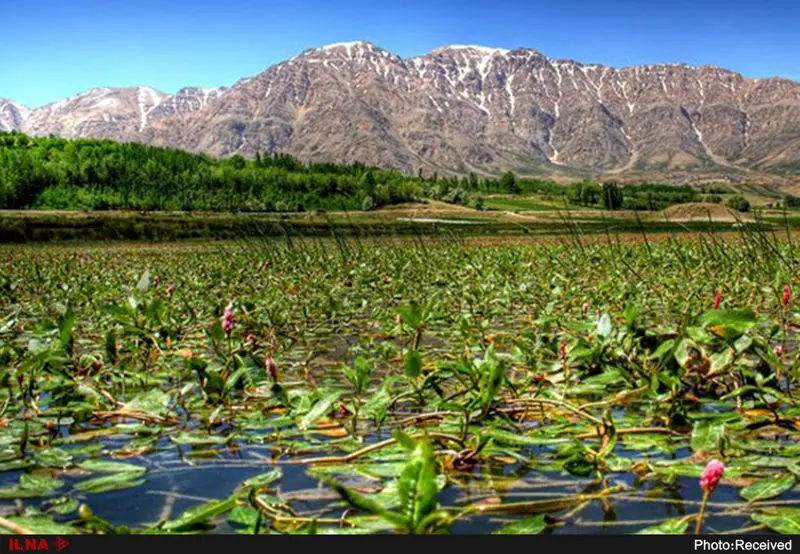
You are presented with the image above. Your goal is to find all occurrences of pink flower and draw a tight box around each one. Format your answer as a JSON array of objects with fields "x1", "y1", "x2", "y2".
[
  {"x1": 559, "y1": 342, "x2": 568, "y2": 364},
  {"x1": 783, "y1": 285, "x2": 791, "y2": 307},
  {"x1": 700, "y1": 459, "x2": 725, "y2": 494},
  {"x1": 713, "y1": 291, "x2": 722, "y2": 309},
  {"x1": 222, "y1": 307, "x2": 235, "y2": 335},
  {"x1": 582, "y1": 302, "x2": 590, "y2": 315},
  {"x1": 774, "y1": 344, "x2": 784, "y2": 357},
  {"x1": 244, "y1": 334, "x2": 255, "y2": 346},
  {"x1": 166, "y1": 283, "x2": 176, "y2": 297}
]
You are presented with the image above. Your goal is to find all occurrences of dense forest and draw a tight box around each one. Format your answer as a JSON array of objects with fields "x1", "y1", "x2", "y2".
[
  {"x1": 0, "y1": 132, "x2": 424, "y2": 211},
  {"x1": 1, "y1": 132, "x2": 796, "y2": 212}
]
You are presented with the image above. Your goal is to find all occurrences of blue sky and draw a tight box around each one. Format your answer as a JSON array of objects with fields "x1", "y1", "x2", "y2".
[{"x1": 4, "y1": 0, "x2": 799, "y2": 107}]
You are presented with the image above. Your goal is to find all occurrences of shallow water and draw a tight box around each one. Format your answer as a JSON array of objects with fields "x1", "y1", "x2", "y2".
[{"x1": 0, "y1": 427, "x2": 791, "y2": 535}]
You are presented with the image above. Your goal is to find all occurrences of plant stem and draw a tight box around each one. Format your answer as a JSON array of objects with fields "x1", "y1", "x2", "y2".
[{"x1": 695, "y1": 490, "x2": 710, "y2": 535}]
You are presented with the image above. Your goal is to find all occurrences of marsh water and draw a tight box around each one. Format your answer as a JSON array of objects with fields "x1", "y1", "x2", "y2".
[{"x1": 2, "y1": 236, "x2": 799, "y2": 534}]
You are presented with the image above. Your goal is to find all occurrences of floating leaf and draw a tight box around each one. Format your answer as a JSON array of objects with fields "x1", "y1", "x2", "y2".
[
  {"x1": 170, "y1": 432, "x2": 230, "y2": 446},
  {"x1": 690, "y1": 421, "x2": 725, "y2": 453},
  {"x1": 485, "y1": 429, "x2": 569, "y2": 447},
  {"x1": 121, "y1": 389, "x2": 171, "y2": 417},
  {"x1": 78, "y1": 460, "x2": 146, "y2": 473},
  {"x1": 162, "y1": 496, "x2": 238, "y2": 531},
  {"x1": 227, "y1": 506, "x2": 260, "y2": 534},
  {"x1": 492, "y1": 514, "x2": 548, "y2": 534},
  {"x1": 242, "y1": 468, "x2": 283, "y2": 489},
  {"x1": 48, "y1": 496, "x2": 80, "y2": 515},
  {"x1": 752, "y1": 508, "x2": 800, "y2": 534},
  {"x1": 20, "y1": 473, "x2": 66, "y2": 492},
  {"x1": 73, "y1": 471, "x2": 146, "y2": 493},
  {"x1": 741, "y1": 474, "x2": 796, "y2": 502},
  {"x1": 5, "y1": 515, "x2": 76, "y2": 534},
  {"x1": 33, "y1": 448, "x2": 73, "y2": 469}
]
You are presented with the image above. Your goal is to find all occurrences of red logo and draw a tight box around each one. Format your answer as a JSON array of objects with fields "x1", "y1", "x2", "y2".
[{"x1": 7, "y1": 537, "x2": 69, "y2": 551}]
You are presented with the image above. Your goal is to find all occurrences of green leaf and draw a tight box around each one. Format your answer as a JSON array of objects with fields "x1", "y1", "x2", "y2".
[
  {"x1": 741, "y1": 474, "x2": 796, "y2": 502},
  {"x1": 649, "y1": 339, "x2": 675, "y2": 362},
  {"x1": 162, "y1": 496, "x2": 238, "y2": 531},
  {"x1": 563, "y1": 454, "x2": 595, "y2": 477},
  {"x1": 320, "y1": 476, "x2": 409, "y2": 528},
  {"x1": 121, "y1": 389, "x2": 171, "y2": 417},
  {"x1": 690, "y1": 421, "x2": 725, "y2": 453},
  {"x1": 398, "y1": 438, "x2": 438, "y2": 532},
  {"x1": 48, "y1": 496, "x2": 80, "y2": 515},
  {"x1": 0, "y1": 487, "x2": 50, "y2": 499},
  {"x1": 752, "y1": 508, "x2": 800, "y2": 534},
  {"x1": 404, "y1": 349, "x2": 423, "y2": 379},
  {"x1": 392, "y1": 429, "x2": 418, "y2": 451},
  {"x1": 20, "y1": 473, "x2": 65, "y2": 492},
  {"x1": 398, "y1": 302, "x2": 423, "y2": 330},
  {"x1": 299, "y1": 390, "x2": 343, "y2": 431},
  {"x1": 77, "y1": 460, "x2": 146, "y2": 473},
  {"x1": 227, "y1": 506, "x2": 260, "y2": 534},
  {"x1": 698, "y1": 309, "x2": 756, "y2": 341},
  {"x1": 636, "y1": 518, "x2": 689, "y2": 535},
  {"x1": 0, "y1": 459, "x2": 34, "y2": 472},
  {"x1": 73, "y1": 471, "x2": 146, "y2": 493},
  {"x1": 169, "y1": 432, "x2": 230, "y2": 446},
  {"x1": 484, "y1": 429, "x2": 569, "y2": 447},
  {"x1": 492, "y1": 514, "x2": 548, "y2": 534},
  {"x1": 242, "y1": 468, "x2": 283, "y2": 489},
  {"x1": 57, "y1": 306, "x2": 75, "y2": 352},
  {"x1": 33, "y1": 448, "x2": 73, "y2": 469},
  {"x1": 5, "y1": 515, "x2": 76, "y2": 534},
  {"x1": 478, "y1": 347, "x2": 506, "y2": 408}
]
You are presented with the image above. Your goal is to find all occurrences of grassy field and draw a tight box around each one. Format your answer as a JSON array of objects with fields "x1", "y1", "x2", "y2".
[
  {"x1": 481, "y1": 196, "x2": 575, "y2": 212},
  {"x1": 2, "y1": 202, "x2": 800, "y2": 244},
  {"x1": 0, "y1": 227, "x2": 798, "y2": 535}
]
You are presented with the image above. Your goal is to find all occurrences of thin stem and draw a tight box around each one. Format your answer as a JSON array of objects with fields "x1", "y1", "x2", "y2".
[{"x1": 695, "y1": 490, "x2": 710, "y2": 535}]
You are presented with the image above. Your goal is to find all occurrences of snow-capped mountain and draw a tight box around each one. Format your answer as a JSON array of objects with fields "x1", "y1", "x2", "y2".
[
  {"x1": 5, "y1": 41, "x2": 800, "y2": 176},
  {"x1": 0, "y1": 99, "x2": 30, "y2": 132}
]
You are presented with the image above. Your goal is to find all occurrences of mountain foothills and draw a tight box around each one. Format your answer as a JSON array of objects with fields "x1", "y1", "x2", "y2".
[{"x1": 3, "y1": 41, "x2": 800, "y2": 177}]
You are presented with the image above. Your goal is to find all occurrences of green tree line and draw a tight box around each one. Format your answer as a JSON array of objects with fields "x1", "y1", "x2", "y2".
[
  {"x1": 4, "y1": 131, "x2": 786, "y2": 214},
  {"x1": 0, "y1": 132, "x2": 422, "y2": 212}
]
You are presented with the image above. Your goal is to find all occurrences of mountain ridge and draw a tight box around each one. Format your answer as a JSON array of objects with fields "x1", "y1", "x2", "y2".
[{"x1": 4, "y1": 41, "x2": 800, "y2": 180}]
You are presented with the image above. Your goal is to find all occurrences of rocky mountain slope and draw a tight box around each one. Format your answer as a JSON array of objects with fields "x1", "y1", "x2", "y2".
[
  {"x1": 0, "y1": 99, "x2": 30, "y2": 132},
  {"x1": 4, "y1": 41, "x2": 800, "y2": 177}
]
